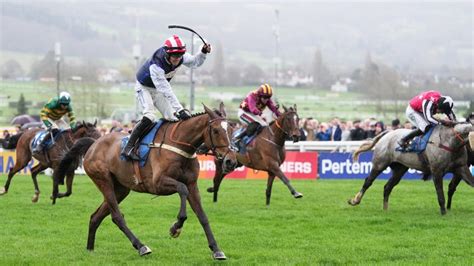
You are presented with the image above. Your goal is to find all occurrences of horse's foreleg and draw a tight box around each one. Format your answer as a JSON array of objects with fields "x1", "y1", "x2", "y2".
[
  {"x1": 432, "y1": 173, "x2": 446, "y2": 215},
  {"x1": 207, "y1": 160, "x2": 226, "y2": 203},
  {"x1": 270, "y1": 166, "x2": 303, "y2": 199},
  {"x1": 348, "y1": 166, "x2": 386, "y2": 206},
  {"x1": 383, "y1": 164, "x2": 408, "y2": 210},
  {"x1": 155, "y1": 176, "x2": 189, "y2": 238},
  {"x1": 266, "y1": 173, "x2": 276, "y2": 206},
  {"x1": 30, "y1": 164, "x2": 48, "y2": 203},
  {"x1": 187, "y1": 182, "x2": 226, "y2": 260},
  {"x1": 447, "y1": 174, "x2": 462, "y2": 210},
  {"x1": 87, "y1": 182, "x2": 130, "y2": 251}
]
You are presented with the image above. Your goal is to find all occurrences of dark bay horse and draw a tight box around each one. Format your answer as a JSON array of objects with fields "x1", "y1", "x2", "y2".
[
  {"x1": 348, "y1": 123, "x2": 474, "y2": 215},
  {"x1": 0, "y1": 121, "x2": 100, "y2": 202},
  {"x1": 207, "y1": 105, "x2": 303, "y2": 205},
  {"x1": 52, "y1": 104, "x2": 237, "y2": 259}
]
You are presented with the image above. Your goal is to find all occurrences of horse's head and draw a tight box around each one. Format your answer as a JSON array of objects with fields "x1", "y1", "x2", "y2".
[
  {"x1": 203, "y1": 103, "x2": 238, "y2": 172},
  {"x1": 276, "y1": 104, "x2": 301, "y2": 142},
  {"x1": 73, "y1": 120, "x2": 101, "y2": 140}
]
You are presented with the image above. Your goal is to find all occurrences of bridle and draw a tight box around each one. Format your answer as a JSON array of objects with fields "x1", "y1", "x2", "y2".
[
  {"x1": 438, "y1": 125, "x2": 469, "y2": 153},
  {"x1": 274, "y1": 111, "x2": 297, "y2": 136},
  {"x1": 170, "y1": 116, "x2": 234, "y2": 161}
]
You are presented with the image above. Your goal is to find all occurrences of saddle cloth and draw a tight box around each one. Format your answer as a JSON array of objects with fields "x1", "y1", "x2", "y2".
[
  {"x1": 31, "y1": 129, "x2": 65, "y2": 151},
  {"x1": 232, "y1": 128, "x2": 258, "y2": 154},
  {"x1": 396, "y1": 127, "x2": 435, "y2": 153},
  {"x1": 120, "y1": 119, "x2": 164, "y2": 167}
]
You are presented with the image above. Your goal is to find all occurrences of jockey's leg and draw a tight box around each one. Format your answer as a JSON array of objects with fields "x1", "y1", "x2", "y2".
[
  {"x1": 121, "y1": 116, "x2": 153, "y2": 161},
  {"x1": 33, "y1": 130, "x2": 52, "y2": 153},
  {"x1": 397, "y1": 128, "x2": 423, "y2": 149}
]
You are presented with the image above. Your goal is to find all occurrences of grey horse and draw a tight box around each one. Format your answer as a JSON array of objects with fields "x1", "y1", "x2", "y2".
[
  {"x1": 348, "y1": 123, "x2": 474, "y2": 215},
  {"x1": 446, "y1": 138, "x2": 473, "y2": 209}
]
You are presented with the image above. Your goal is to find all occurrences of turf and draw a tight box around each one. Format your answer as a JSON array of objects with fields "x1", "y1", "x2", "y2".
[{"x1": 0, "y1": 175, "x2": 473, "y2": 265}]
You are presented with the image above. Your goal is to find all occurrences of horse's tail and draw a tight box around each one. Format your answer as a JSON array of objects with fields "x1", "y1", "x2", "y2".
[
  {"x1": 2, "y1": 132, "x2": 23, "y2": 149},
  {"x1": 54, "y1": 137, "x2": 96, "y2": 186},
  {"x1": 352, "y1": 130, "x2": 390, "y2": 162}
]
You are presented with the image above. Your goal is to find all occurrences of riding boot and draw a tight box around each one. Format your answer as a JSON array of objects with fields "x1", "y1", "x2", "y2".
[
  {"x1": 121, "y1": 117, "x2": 153, "y2": 161},
  {"x1": 232, "y1": 130, "x2": 248, "y2": 148},
  {"x1": 33, "y1": 132, "x2": 51, "y2": 154},
  {"x1": 397, "y1": 128, "x2": 423, "y2": 149}
]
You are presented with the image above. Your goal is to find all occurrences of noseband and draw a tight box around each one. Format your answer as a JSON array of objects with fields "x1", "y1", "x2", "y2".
[{"x1": 207, "y1": 118, "x2": 233, "y2": 161}]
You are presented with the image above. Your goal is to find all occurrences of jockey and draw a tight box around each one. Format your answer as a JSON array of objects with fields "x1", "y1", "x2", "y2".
[
  {"x1": 398, "y1": 90, "x2": 457, "y2": 149},
  {"x1": 34, "y1": 91, "x2": 76, "y2": 153},
  {"x1": 122, "y1": 35, "x2": 211, "y2": 160},
  {"x1": 235, "y1": 84, "x2": 281, "y2": 144}
]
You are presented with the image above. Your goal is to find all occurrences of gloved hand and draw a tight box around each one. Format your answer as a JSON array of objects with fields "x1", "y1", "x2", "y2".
[
  {"x1": 201, "y1": 43, "x2": 211, "y2": 54},
  {"x1": 176, "y1": 109, "x2": 192, "y2": 120},
  {"x1": 70, "y1": 122, "x2": 77, "y2": 130}
]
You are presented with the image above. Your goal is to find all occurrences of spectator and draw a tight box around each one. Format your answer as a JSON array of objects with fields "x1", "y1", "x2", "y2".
[
  {"x1": 366, "y1": 121, "x2": 377, "y2": 138},
  {"x1": 403, "y1": 121, "x2": 413, "y2": 129},
  {"x1": 300, "y1": 118, "x2": 316, "y2": 141},
  {"x1": 340, "y1": 121, "x2": 351, "y2": 141},
  {"x1": 350, "y1": 119, "x2": 367, "y2": 140},
  {"x1": 391, "y1": 118, "x2": 401, "y2": 130},
  {"x1": 328, "y1": 117, "x2": 342, "y2": 141},
  {"x1": 374, "y1": 121, "x2": 385, "y2": 136},
  {"x1": 316, "y1": 122, "x2": 331, "y2": 141}
]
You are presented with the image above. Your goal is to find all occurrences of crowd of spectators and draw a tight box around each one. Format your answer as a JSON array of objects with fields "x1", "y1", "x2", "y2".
[{"x1": 297, "y1": 117, "x2": 411, "y2": 141}]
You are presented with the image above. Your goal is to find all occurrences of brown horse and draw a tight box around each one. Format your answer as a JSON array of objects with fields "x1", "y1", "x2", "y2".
[
  {"x1": 0, "y1": 121, "x2": 100, "y2": 202},
  {"x1": 52, "y1": 104, "x2": 237, "y2": 259},
  {"x1": 207, "y1": 105, "x2": 303, "y2": 205}
]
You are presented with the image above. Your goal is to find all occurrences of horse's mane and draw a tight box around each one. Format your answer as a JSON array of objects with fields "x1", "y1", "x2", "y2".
[{"x1": 162, "y1": 111, "x2": 211, "y2": 123}]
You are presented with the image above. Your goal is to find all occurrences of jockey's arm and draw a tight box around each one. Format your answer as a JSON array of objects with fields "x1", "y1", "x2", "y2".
[
  {"x1": 67, "y1": 106, "x2": 76, "y2": 127},
  {"x1": 266, "y1": 99, "x2": 281, "y2": 117},
  {"x1": 422, "y1": 99, "x2": 440, "y2": 124},
  {"x1": 247, "y1": 96, "x2": 261, "y2": 115},
  {"x1": 149, "y1": 64, "x2": 184, "y2": 112},
  {"x1": 40, "y1": 105, "x2": 53, "y2": 128},
  {"x1": 182, "y1": 51, "x2": 207, "y2": 68}
]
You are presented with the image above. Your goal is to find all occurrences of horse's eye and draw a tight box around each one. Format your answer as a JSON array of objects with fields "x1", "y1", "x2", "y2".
[{"x1": 213, "y1": 128, "x2": 220, "y2": 135}]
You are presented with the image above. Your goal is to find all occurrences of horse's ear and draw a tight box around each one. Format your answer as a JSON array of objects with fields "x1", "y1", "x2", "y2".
[
  {"x1": 219, "y1": 102, "x2": 226, "y2": 118},
  {"x1": 94, "y1": 119, "x2": 97, "y2": 127},
  {"x1": 282, "y1": 105, "x2": 288, "y2": 113},
  {"x1": 293, "y1": 104, "x2": 297, "y2": 112},
  {"x1": 203, "y1": 103, "x2": 218, "y2": 119}
]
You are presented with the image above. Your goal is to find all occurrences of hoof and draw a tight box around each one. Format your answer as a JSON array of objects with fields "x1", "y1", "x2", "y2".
[
  {"x1": 440, "y1": 209, "x2": 447, "y2": 216},
  {"x1": 139, "y1": 245, "x2": 152, "y2": 256},
  {"x1": 32, "y1": 193, "x2": 39, "y2": 203},
  {"x1": 383, "y1": 202, "x2": 388, "y2": 210},
  {"x1": 0, "y1": 187, "x2": 7, "y2": 195},
  {"x1": 169, "y1": 225, "x2": 182, "y2": 238},
  {"x1": 347, "y1": 198, "x2": 358, "y2": 206},
  {"x1": 293, "y1": 192, "x2": 303, "y2": 198},
  {"x1": 212, "y1": 251, "x2": 227, "y2": 260},
  {"x1": 207, "y1": 187, "x2": 214, "y2": 193}
]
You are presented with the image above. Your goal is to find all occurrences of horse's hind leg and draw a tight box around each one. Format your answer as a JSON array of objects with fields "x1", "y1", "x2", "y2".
[
  {"x1": 0, "y1": 149, "x2": 32, "y2": 195},
  {"x1": 187, "y1": 181, "x2": 226, "y2": 260},
  {"x1": 348, "y1": 163, "x2": 387, "y2": 206},
  {"x1": 447, "y1": 174, "x2": 462, "y2": 210},
  {"x1": 383, "y1": 163, "x2": 408, "y2": 210},
  {"x1": 31, "y1": 164, "x2": 48, "y2": 203},
  {"x1": 265, "y1": 173, "x2": 276, "y2": 206},
  {"x1": 87, "y1": 180, "x2": 130, "y2": 251},
  {"x1": 57, "y1": 170, "x2": 75, "y2": 198},
  {"x1": 268, "y1": 163, "x2": 303, "y2": 200},
  {"x1": 155, "y1": 176, "x2": 189, "y2": 238},
  {"x1": 90, "y1": 175, "x2": 149, "y2": 255}
]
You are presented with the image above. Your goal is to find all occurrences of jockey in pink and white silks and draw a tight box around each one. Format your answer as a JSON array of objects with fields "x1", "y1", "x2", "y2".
[
  {"x1": 398, "y1": 90, "x2": 457, "y2": 149},
  {"x1": 235, "y1": 84, "x2": 281, "y2": 144},
  {"x1": 121, "y1": 35, "x2": 211, "y2": 160}
]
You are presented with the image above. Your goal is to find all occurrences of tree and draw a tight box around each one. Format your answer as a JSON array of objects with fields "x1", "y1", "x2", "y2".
[
  {"x1": 212, "y1": 41, "x2": 225, "y2": 86},
  {"x1": 30, "y1": 50, "x2": 58, "y2": 79},
  {"x1": 1, "y1": 59, "x2": 24, "y2": 79},
  {"x1": 311, "y1": 48, "x2": 332, "y2": 90},
  {"x1": 17, "y1": 93, "x2": 28, "y2": 115}
]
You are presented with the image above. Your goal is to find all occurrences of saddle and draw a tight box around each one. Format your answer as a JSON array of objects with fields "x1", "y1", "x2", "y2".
[
  {"x1": 232, "y1": 128, "x2": 259, "y2": 154},
  {"x1": 31, "y1": 129, "x2": 65, "y2": 152},
  {"x1": 396, "y1": 127, "x2": 435, "y2": 154},
  {"x1": 120, "y1": 119, "x2": 164, "y2": 167}
]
